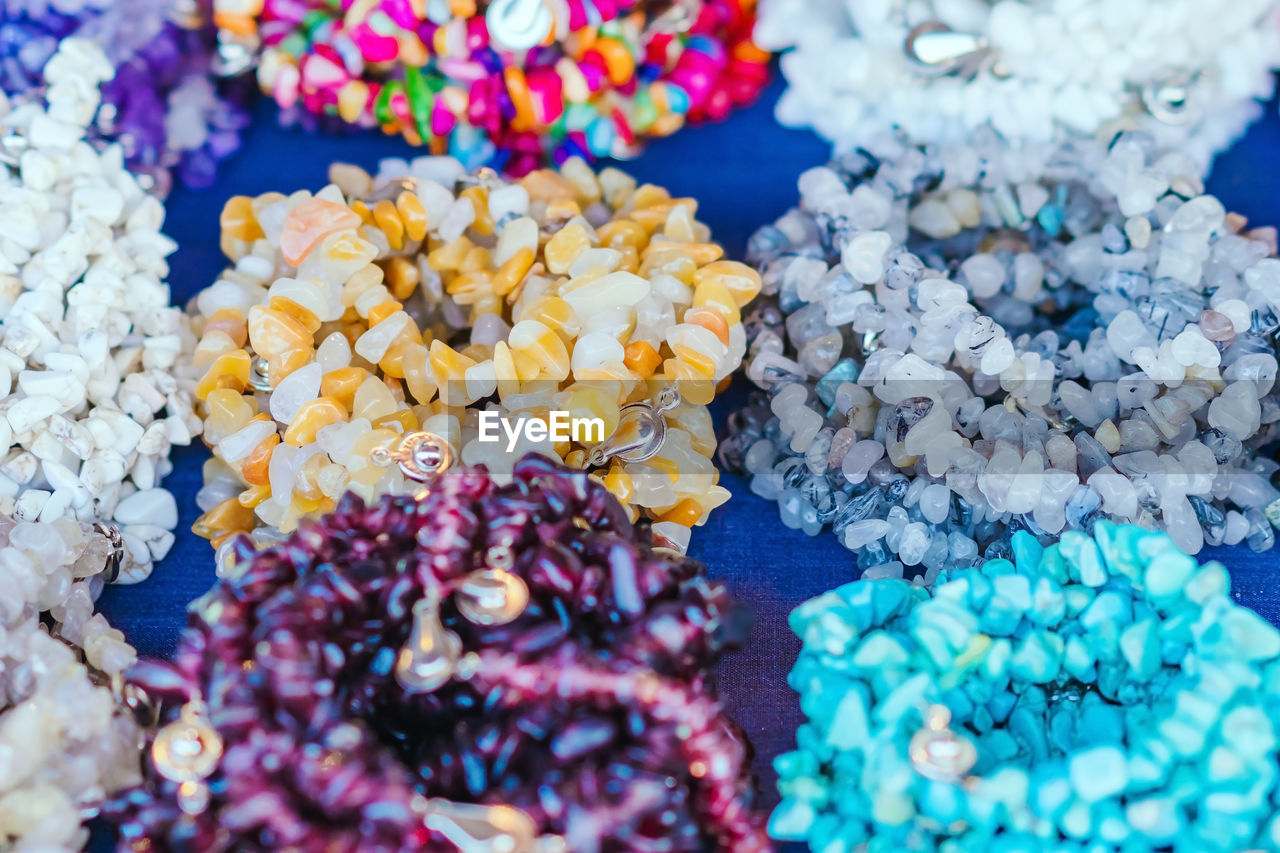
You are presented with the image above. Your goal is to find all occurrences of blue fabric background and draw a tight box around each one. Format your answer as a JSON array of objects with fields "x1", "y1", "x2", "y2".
[{"x1": 90, "y1": 79, "x2": 1280, "y2": 847}]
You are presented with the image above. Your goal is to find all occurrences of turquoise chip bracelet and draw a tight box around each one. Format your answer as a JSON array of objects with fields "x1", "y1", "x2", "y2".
[{"x1": 773, "y1": 522, "x2": 1280, "y2": 852}]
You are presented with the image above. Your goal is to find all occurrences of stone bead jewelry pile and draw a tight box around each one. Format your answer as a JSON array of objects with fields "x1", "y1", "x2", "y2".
[
  {"x1": 0, "y1": 39, "x2": 203, "y2": 583},
  {"x1": 191, "y1": 153, "x2": 757, "y2": 560},
  {"x1": 721, "y1": 130, "x2": 1280, "y2": 578},
  {"x1": 218, "y1": 0, "x2": 767, "y2": 172},
  {"x1": 109, "y1": 455, "x2": 768, "y2": 852},
  {"x1": 0, "y1": 514, "x2": 144, "y2": 853},
  {"x1": 0, "y1": 0, "x2": 247, "y2": 194},
  {"x1": 757, "y1": 0, "x2": 1280, "y2": 171},
  {"x1": 772, "y1": 522, "x2": 1280, "y2": 852}
]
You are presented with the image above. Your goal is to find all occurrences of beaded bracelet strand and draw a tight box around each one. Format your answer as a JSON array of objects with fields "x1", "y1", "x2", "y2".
[
  {"x1": 757, "y1": 0, "x2": 1280, "y2": 170},
  {"x1": 109, "y1": 455, "x2": 769, "y2": 852},
  {"x1": 213, "y1": 0, "x2": 767, "y2": 172},
  {"x1": 720, "y1": 129, "x2": 1280, "y2": 579},
  {"x1": 191, "y1": 154, "x2": 758, "y2": 561},
  {"x1": 772, "y1": 522, "x2": 1280, "y2": 852},
  {"x1": 1, "y1": 39, "x2": 204, "y2": 583},
  {"x1": 0, "y1": 0, "x2": 247, "y2": 194},
  {"x1": 0, "y1": 514, "x2": 144, "y2": 851}
]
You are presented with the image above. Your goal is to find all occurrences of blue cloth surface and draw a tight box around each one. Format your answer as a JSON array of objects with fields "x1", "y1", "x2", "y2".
[{"x1": 91, "y1": 79, "x2": 1280, "y2": 847}]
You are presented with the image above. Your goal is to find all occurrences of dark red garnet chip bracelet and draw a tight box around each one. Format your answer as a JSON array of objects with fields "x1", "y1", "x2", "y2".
[{"x1": 106, "y1": 455, "x2": 770, "y2": 852}]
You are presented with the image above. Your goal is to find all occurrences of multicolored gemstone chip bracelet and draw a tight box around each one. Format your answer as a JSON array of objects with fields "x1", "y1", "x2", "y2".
[
  {"x1": 721, "y1": 129, "x2": 1280, "y2": 582},
  {"x1": 757, "y1": 0, "x2": 1280, "y2": 172},
  {"x1": 211, "y1": 0, "x2": 767, "y2": 172},
  {"x1": 108, "y1": 455, "x2": 770, "y2": 852},
  {"x1": 0, "y1": 513, "x2": 147, "y2": 852},
  {"x1": 0, "y1": 0, "x2": 248, "y2": 194},
  {"x1": 772, "y1": 522, "x2": 1280, "y2": 852},
  {"x1": 191, "y1": 154, "x2": 757, "y2": 563},
  {"x1": 1, "y1": 40, "x2": 204, "y2": 583}
]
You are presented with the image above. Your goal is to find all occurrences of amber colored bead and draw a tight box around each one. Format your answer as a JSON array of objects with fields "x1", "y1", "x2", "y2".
[
  {"x1": 220, "y1": 196, "x2": 264, "y2": 243},
  {"x1": 428, "y1": 236, "x2": 474, "y2": 271},
  {"x1": 372, "y1": 200, "x2": 405, "y2": 250},
  {"x1": 283, "y1": 397, "x2": 348, "y2": 446},
  {"x1": 661, "y1": 359, "x2": 715, "y2": 405},
  {"x1": 494, "y1": 248, "x2": 534, "y2": 296},
  {"x1": 520, "y1": 169, "x2": 578, "y2": 204},
  {"x1": 384, "y1": 340, "x2": 423, "y2": 379},
  {"x1": 192, "y1": 496, "x2": 256, "y2": 540},
  {"x1": 248, "y1": 306, "x2": 313, "y2": 358},
  {"x1": 641, "y1": 249, "x2": 699, "y2": 283},
  {"x1": 350, "y1": 199, "x2": 376, "y2": 227},
  {"x1": 658, "y1": 498, "x2": 702, "y2": 527},
  {"x1": 430, "y1": 341, "x2": 479, "y2": 406},
  {"x1": 396, "y1": 191, "x2": 428, "y2": 242},
  {"x1": 646, "y1": 455, "x2": 681, "y2": 483},
  {"x1": 401, "y1": 343, "x2": 438, "y2": 403},
  {"x1": 326, "y1": 231, "x2": 376, "y2": 263},
  {"x1": 445, "y1": 271, "x2": 491, "y2": 305},
  {"x1": 545, "y1": 224, "x2": 592, "y2": 274},
  {"x1": 616, "y1": 244, "x2": 641, "y2": 273},
  {"x1": 461, "y1": 186, "x2": 495, "y2": 235},
  {"x1": 525, "y1": 296, "x2": 577, "y2": 337},
  {"x1": 372, "y1": 410, "x2": 418, "y2": 432},
  {"x1": 492, "y1": 341, "x2": 520, "y2": 399},
  {"x1": 596, "y1": 220, "x2": 649, "y2": 252},
  {"x1": 382, "y1": 256, "x2": 421, "y2": 300},
  {"x1": 193, "y1": 332, "x2": 239, "y2": 370},
  {"x1": 238, "y1": 484, "x2": 271, "y2": 508},
  {"x1": 694, "y1": 260, "x2": 763, "y2": 307},
  {"x1": 203, "y1": 388, "x2": 256, "y2": 445},
  {"x1": 685, "y1": 306, "x2": 731, "y2": 345},
  {"x1": 320, "y1": 366, "x2": 368, "y2": 410},
  {"x1": 196, "y1": 350, "x2": 251, "y2": 400},
  {"x1": 460, "y1": 245, "x2": 493, "y2": 274},
  {"x1": 269, "y1": 295, "x2": 323, "y2": 335},
  {"x1": 367, "y1": 300, "x2": 403, "y2": 327},
  {"x1": 241, "y1": 434, "x2": 279, "y2": 486},
  {"x1": 274, "y1": 348, "x2": 315, "y2": 383},
  {"x1": 692, "y1": 279, "x2": 742, "y2": 325},
  {"x1": 670, "y1": 348, "x2": 717, "y2": 378},
  {"x1": 603, "y1": 464, "x2": 635, "y2": 505},
  {"x1": 623, "y1": 340, "x2": 662, "y2": 378}
]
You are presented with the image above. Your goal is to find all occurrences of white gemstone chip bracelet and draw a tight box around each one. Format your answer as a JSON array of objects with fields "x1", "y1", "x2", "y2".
[
  {"x1": 0, "y1": 39, "x2": 202, "y2": 583},
  {"x1": 722, "y1": 129, "x2": 1280, "y2": 582},
  {"x1": 758, "y1": 0, "x2": 1280, "y2": 172},
  {"x1": 0, "y1": 513, "x2": 145, "y2": 852}
]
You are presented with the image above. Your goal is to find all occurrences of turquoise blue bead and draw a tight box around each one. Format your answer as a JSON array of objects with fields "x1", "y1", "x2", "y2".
[{"x1": 772, "y1": 523, "x2": 1280, "y2": 852}]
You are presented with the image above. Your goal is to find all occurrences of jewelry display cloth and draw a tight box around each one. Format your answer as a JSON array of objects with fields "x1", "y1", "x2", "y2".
[{"x1": 89, "y1": 79, "x2": 1280, "y2": 851}]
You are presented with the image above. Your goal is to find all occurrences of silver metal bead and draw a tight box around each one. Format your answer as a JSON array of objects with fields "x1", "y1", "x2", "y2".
[
  {"x1": 909, "y1": 705, "x2": 977, "y2": 782},
  {"x1": 151, "y1": 700, "x2": 224, "y2": 815}
]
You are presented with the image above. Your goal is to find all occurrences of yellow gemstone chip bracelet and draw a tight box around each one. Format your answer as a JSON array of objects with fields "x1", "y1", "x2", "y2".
[{"x1": 188, "y1": 156, "x2": 761, "y2": 563}]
